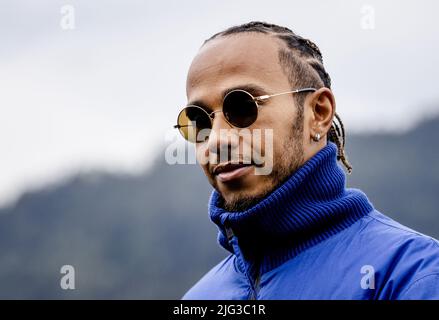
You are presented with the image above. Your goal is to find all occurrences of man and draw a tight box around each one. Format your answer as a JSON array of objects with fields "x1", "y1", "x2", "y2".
[{"x1": 175, "y1": 21, "x2": 439, "y2": 299}]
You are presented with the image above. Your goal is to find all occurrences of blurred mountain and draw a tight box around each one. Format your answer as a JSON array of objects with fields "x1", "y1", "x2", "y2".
[{"x1": 0, "y1": 115, "x2": 438, "y2": 299}]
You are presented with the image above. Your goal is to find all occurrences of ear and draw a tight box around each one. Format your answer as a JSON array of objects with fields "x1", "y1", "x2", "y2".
[{"x1": 309, "y1": 87, "x2": 335, "y2": 138}]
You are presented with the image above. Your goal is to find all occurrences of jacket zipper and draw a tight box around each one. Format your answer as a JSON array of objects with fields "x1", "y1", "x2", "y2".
[
  {"x1": 249, "y1": 269, "x2": 261, "y2": 300},
  {"x1": 226, "y1": 226, "x2": 261, "y2": 300}
]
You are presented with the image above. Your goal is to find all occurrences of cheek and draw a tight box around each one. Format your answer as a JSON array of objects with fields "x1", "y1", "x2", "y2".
[
  {"x1": 257, "y1": 110, "x2": 295, "y2": 144},
  {"x1": 247, "y1": 120, "x2": 287, "y2": 169}
]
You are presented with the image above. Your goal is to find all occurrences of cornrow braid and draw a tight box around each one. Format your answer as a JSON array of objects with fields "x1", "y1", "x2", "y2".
[
  {"x1": 204, "y1": 21, "x2": 353, "y2": 174},
  {"x1": 328, "y1": 113, "x2": 352, "y2": 174}
]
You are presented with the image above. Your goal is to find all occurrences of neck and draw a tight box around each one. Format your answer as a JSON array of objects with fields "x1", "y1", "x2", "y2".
[{"x1": 209, "y1": 142, "x2": 374, "y2": 273}]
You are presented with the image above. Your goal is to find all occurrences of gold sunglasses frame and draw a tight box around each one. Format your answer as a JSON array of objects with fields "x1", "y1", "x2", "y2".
[{"x1": 174, "y1": 87, "x2": 317, "y2": 141}]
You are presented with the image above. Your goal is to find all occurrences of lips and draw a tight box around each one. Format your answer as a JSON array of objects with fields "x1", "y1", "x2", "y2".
[{"x1": 213, "y1": 162, "x2": 254, "y2": 182}]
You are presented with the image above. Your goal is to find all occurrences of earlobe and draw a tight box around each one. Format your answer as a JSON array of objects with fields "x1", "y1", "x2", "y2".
[{"x1": 311, "y1": 87, "x2": 336, "y2": 135}]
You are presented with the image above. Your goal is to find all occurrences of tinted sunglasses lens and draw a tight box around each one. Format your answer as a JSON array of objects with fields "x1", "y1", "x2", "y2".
[
  {"x1": 177, "y1": 106, "x2": 211, "y2": 142},
  {"x1": 223, "y1": 90, "x2": 258, "y2": 128}
]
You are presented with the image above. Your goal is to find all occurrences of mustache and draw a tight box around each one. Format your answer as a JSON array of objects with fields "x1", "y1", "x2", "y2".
[
  {"x1": 208, "y1": 152, "x2": 265, "y2": 175},
  {"x1": 194, "y1": 127, "x2": 274, "y2": 176}
]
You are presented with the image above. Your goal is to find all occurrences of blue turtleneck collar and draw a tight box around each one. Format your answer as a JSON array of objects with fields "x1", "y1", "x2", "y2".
[{"x1": 208, "y1": 142, "x2": 374, "y2": 273}]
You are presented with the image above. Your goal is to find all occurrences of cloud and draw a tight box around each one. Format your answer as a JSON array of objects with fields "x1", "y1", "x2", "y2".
[{"x1": 0, "y1": 0, "x2": 438, "y2": 206}]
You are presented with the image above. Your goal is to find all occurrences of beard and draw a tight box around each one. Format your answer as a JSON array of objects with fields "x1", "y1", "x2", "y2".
[{"x1": 219, "y1": 113, "x2": 305, "y2": 212}]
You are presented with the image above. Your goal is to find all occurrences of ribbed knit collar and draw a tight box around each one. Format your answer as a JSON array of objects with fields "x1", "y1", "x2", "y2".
[{"x1": 209, "y1": 142, "x2": 374, "y2": 273}]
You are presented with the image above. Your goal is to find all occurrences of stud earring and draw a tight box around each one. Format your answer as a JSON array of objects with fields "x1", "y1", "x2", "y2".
[{"x1": 312, "y1": 133, "x2": 321, "y2": 142}]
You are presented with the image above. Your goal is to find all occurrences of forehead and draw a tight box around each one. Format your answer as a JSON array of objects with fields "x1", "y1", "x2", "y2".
[{"x1": 186, "y1": 33, "x2": 289, "y2": 102}]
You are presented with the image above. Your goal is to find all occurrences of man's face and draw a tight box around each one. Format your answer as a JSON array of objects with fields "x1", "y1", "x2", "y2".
[{"x1": 186, "y1": 33, "x2": 316, "y2": 211}]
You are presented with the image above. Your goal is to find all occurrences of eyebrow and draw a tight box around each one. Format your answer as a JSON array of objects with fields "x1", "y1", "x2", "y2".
[{"x1": 187, "y1": 83, "x2": 268, "y2": 112}]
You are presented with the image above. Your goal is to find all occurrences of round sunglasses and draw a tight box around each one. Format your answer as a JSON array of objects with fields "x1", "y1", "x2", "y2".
[{"x1": 174, "y1": 87, "x2": 317, "y2": 143}]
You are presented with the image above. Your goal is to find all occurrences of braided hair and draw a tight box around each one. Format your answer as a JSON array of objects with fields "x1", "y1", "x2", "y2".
[{"x1": 204, "y1": 21, "x2": 353, "y2": 174}]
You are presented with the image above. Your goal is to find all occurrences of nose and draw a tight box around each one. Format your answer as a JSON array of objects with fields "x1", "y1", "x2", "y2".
[{"x1": 207, "y1": 111, "x2": 239, "y2": 160}]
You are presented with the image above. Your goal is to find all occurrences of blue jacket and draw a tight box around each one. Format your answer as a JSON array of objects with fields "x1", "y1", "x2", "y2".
[{"x1": 183, "y1": 142, "x2": 439, "y2": 300}]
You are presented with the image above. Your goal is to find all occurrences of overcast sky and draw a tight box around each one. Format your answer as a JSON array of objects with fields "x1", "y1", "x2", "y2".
[{"x1": 1, "y1": 0, "x2": 438, "y2": 207}]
